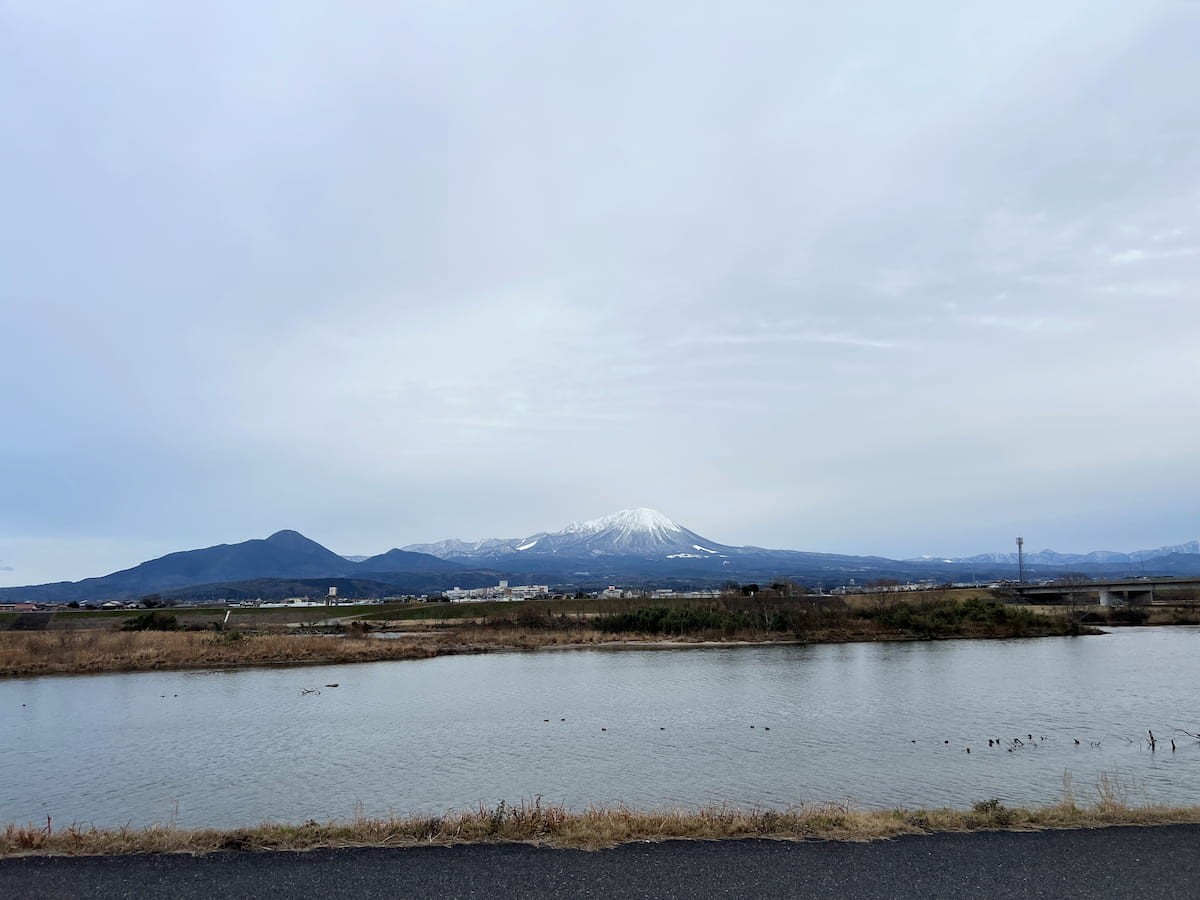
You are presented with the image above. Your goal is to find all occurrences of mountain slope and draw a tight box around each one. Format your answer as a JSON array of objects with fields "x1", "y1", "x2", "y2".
[
  {"x1": 0, "y1": 531, "x2": 460, "y2": 602},
  {"x1": 3, "y1": 530, "x2": 354, "y2": 602},
  {"x1": 357, "y1": 548, "x2": 466, "y2": 574},
  {"x1": 404, "y1": 508, "x2": 737, "y2": 561},
  {"x1": 398, "y1": 508, "x2": 1200, "y2": 585}
]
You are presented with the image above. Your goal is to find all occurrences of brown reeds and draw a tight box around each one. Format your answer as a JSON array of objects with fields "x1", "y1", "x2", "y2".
[
  {"x1": 0, "y1": 625, "x2": 687, "y2": 679},
  {"x1": 0, "y1": 591, "x2": 1097, "y2": 680},
  {"x1": 0, "y1": 630, "x2": 441, "y2": 678},
  {"x1": 0, "y1": 612, "x2": 1091, "y2": 679},
  {"x1": 4, "y1": 796, "x2": 1200, "y2": 857}
]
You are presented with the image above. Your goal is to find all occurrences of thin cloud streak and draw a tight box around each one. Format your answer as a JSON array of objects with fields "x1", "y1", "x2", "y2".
[
  {"x1": 669, "y1": 333, "x2": 900, "y2": 350},
  {"x1": 1109, "y1": 248, "x2": 1196, "y2": 265}
]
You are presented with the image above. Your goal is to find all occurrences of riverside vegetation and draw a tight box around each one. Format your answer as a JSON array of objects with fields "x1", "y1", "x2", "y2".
[
  {"x1": 0, "y1": 589, "x2": 1106, "y2": 679},
  {"x1": 5, "y1": 786, "x2": 1200, "y2": 856},
  {"x1": 5, "y1": 599, "x2": 1197, "y2": 859}
]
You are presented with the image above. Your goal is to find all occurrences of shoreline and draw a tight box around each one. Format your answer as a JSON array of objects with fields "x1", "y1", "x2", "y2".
[
  {"x1": 0, "y1": 622, "x2": 1100, "y2": 680},
  {"x1": 4, "y1": 798, "x2": 1199, "y2": 858}
]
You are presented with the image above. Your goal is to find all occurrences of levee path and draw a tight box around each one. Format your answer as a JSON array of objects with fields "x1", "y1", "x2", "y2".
[{"x1": 3, "y1": 824, "x2": 1197, "y2": 899}]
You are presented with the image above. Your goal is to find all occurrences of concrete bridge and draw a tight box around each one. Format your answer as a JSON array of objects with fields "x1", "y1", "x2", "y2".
[{"x1": 1009, "y1": 576, "x2": 1200, "y2": 606}]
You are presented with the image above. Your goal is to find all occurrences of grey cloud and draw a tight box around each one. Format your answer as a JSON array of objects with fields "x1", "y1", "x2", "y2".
[{"x1": 2, "y1": 1, "x2": 1198, "y2": 585}]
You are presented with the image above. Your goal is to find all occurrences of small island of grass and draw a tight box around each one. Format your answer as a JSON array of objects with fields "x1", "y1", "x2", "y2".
[{"x1": 0, "y1": 588, "x2": 1119, "y2": 679}]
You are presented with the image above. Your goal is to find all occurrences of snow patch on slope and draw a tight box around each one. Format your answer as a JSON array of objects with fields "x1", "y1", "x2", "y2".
[{"x1": 566, "y1": 508, "x2": 682, "y2": 539}]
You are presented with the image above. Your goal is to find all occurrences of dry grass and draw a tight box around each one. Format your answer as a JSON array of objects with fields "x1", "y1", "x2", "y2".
[
  {"x1": 442, "y1": 625, "x2": 644, "y2": 650},
  {"x1": 4, "y1": 796, "x2": 1200, "y2": 857},
  {"x1": 0, "y1": 630, "x2": 442, "y2": 677},
  {"x1": 0, "y1": 607, "x2": 1094, "y2": 679},
  {"x1": 0, "y1": 626, "x2": 699, "y2": 679},
  {"x1": 2, "y1": 589, "x2": 1101, "y2": 681}
]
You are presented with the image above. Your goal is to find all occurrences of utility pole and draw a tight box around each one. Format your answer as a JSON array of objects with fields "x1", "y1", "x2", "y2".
[{"x1": 1016, "y1": 536, "x2": 1025, "y2": 584}]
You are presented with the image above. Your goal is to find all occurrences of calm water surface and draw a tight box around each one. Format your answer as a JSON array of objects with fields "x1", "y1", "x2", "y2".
[{"x1": 2, "y1": 628, "x2": 1197, "y2": 828}]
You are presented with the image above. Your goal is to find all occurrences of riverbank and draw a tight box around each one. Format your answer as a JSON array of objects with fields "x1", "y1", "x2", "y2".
[
  {"x1": 0, "y1": 606, "x2": 1096, "y2": 678},
  {"x1": 4, "y1": 796, "x2": 1199, "y2": 857}
]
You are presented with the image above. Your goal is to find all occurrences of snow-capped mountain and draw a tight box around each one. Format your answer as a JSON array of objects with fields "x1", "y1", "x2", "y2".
[
  {"x1": 400, "y1": 509, "x2": 1200, "y2": 582},
  {"x1": 404, "y1": 508, "x2": 736, "y2": 561},
  {"x1": 399, "y1": 537, "x2": 526, "y2": 559},
  {"x1": 944, "y1": 539, "x2": 1200, "y2": 567},
  {"x1": 10, "y1": 513, "x2": 1200, "y2": 605}
]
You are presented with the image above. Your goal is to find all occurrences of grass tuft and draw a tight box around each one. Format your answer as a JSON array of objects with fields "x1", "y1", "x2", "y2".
[
  {"x1": 4, "y1": 795, "x2": 1199, "y2": 858},
  {"x1": 0, "y1": 630, "x2": 442, "y2": 677}
]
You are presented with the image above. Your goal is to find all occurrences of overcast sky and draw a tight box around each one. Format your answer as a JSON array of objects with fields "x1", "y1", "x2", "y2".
[{"x1": 3, "y1": 1, "x2": 1199, "y2": 586}]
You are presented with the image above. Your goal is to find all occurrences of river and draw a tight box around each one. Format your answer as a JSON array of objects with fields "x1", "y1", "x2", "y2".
[{"x1": 2, "y1": 627, "x2": 1197, "y2": 829}]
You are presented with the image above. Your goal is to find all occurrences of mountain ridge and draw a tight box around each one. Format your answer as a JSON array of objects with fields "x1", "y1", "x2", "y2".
[
  {"x1": 3, "y1": 508, "x2": 1199, "y2": 603},
  {"x1": 0, "y1": 531, "x2": 459, "y2": 603},
  {"x1": 404, "y1": 508, "x2": 1199, "y2": 570},
  {"x1": 402, "y1": 507, "x2": 739, "y2": 561},
  {"x1": 939, "y1": 539, "x2": 1200, "y2": 567}
]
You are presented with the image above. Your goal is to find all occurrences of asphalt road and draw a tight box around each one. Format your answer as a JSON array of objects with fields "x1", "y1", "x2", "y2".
[{"x1": 3, "y1": 825, "x2": 1199, "y2": 899}]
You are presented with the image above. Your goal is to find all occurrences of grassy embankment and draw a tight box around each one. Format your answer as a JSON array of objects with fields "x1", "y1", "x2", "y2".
[
  {"x1": 0, "y1": 628, "x2": 442, "y2": 678},
  {"x1": 4, "y1": 791, "x2": 1199, "y2": 856},
  {"x1": 374, "y1": 590, "x2": 1098, "y2": 648},
  {"x1": 1, "y1": 592, "x2": 1098, "y2": 678}
]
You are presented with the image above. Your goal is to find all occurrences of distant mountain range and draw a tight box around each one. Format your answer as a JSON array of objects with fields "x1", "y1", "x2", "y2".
[
  {"x1": 3, "y1": 508, "x2": 1198, "y2": 603},
  {"x1": 0, "y1": 530, "x2": 485, "y2": 604},
  {"x1": 407, "y1": 508, "x2": 1200, "y2": 574},
  {"x1": 931, "y1": 540, "x2": 1200, "y2": 567}
]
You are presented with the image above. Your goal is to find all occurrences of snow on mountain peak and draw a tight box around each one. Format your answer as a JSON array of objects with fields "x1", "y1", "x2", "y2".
[{"x1": 566, "y1": 508, "x2": 683, "y2": 539}]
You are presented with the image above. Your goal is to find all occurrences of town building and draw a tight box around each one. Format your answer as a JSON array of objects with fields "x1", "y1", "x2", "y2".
[{"x1": 444, "y1": 580, "x2": 550, "y2": 602}]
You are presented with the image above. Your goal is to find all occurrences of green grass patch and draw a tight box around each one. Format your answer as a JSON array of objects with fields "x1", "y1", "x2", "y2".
[{"x1": 866, "y1": 596, "x2": 1055, "y2": 637}]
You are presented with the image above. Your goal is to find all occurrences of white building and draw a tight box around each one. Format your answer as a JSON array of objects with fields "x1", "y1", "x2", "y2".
[{"x1": 445, "y1": 581, "x2": 550, "y2": 602}]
